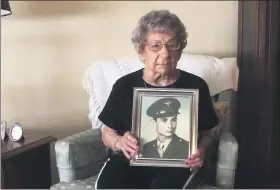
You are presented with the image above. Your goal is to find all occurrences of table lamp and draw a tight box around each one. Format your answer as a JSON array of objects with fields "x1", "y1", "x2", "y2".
[{"x1": 1, "y1": 0, "x2": 12, "y2": 17}]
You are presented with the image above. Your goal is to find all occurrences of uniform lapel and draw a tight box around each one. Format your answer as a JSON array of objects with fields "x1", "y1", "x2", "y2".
[
  {"x1": 162, "y1": 136, "x2": 176, "y2": 158},
  {"x1": 151, "y1": 141, "x2": 161, "y2": 158}
]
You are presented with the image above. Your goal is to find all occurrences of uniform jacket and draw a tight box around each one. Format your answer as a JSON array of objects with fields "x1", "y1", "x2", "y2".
[{"x1": 142, "y1": 134, "x2": 189, "y2": 159}]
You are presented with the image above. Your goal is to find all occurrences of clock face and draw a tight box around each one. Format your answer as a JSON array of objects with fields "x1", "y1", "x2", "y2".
[{"x1": 10, "y1": 125, "x2": 23, "y2": 141}]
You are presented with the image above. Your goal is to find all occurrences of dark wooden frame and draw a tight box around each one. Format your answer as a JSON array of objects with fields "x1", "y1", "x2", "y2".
[{"x1": 235, "y1": 1, "x2": 280, "y2": 188}]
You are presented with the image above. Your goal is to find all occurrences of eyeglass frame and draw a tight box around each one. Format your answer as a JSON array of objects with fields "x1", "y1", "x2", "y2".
[{"x1": 140, "y1": 40, "x2": 181, "y2": 52}]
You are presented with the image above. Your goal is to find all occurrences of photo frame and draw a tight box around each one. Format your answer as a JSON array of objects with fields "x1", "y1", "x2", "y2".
[{"x1": 130, "y1": 88, "x2": 199, "y2": 168}]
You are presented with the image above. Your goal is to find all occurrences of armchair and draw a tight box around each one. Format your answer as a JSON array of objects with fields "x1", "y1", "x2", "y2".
[{"x1": 51, "y1": 53, "x2": 238, "y2": 189}]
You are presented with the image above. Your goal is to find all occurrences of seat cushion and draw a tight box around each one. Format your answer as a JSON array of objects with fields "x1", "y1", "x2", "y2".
[{"x1": 51, "y1": 175, "x2": 98, "y2": 189}]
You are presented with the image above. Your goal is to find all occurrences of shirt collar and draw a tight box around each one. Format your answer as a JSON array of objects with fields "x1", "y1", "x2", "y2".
[{"x1": 157, "y1": 136, "x2": 173, "y2": 150}]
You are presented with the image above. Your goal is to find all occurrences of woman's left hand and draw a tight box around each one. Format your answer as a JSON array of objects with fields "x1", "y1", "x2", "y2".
[{"x1": 185, "y1": 148, "x2": 204, "y2": 169}]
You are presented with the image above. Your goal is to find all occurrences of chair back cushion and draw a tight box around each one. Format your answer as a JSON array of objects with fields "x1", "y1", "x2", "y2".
[{"x1": 83, "y1": 53, "x2": 238, "y2": 129}]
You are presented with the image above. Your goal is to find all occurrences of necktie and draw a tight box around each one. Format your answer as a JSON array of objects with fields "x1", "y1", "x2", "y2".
[{"x1": 158, "y1": 144, "x2": 165, "y2": 158}]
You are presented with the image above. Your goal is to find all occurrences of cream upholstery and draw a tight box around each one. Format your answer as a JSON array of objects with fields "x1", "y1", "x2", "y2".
[{"x1": 83, "y1": 53, "x2": 238, "y2": 129}]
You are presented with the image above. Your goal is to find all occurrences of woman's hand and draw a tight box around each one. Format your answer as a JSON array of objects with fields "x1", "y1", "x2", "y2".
[
  {"x1": 185, "y1": 148, "x2": 204, "y2": 169},
  {"x1": 114, "y1": 131, "x2": 139, "y2": 159}
]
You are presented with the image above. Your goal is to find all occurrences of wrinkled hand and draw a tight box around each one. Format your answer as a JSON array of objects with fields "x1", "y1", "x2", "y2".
[
  {"x1": 114, "y1": 131, "x2": 139, "y2": 159},
  {"x1": 185, "y1": 148, "x2": 204, "y2": 169}
]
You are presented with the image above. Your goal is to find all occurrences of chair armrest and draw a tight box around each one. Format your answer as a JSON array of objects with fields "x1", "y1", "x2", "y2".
[{"x1": 55, "y1": 129, "x2": 107, "y2": 182}]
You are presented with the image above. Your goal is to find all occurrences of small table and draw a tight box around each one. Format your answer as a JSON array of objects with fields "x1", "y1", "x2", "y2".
[{"x1": 1, "y1": 134, "x2": 57, "y2": 189}]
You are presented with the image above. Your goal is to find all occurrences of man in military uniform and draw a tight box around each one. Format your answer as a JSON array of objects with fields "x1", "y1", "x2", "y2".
[{"x1": 142, "y1": 97, "x2": 189, "y2": 159}]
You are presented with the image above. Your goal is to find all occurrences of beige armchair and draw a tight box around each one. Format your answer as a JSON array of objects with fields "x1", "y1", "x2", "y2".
[{"x1": 51, "y1": 54, "x2": 238, "y2": 189}]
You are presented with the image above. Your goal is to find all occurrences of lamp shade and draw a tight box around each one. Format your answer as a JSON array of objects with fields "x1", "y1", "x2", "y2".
[{"x1": 1, "y1": 0, "x2": 12, "y2": 17}]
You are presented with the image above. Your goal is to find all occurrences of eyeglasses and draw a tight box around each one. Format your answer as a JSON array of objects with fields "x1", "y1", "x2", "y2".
[{"x1": 143, "y1": 40, "x2": 180, "y2": 52}]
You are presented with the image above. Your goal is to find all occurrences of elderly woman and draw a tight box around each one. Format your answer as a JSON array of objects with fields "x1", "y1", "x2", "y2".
[{"x1": 96, "y1": 10, "x2": 218, "y2": 189}]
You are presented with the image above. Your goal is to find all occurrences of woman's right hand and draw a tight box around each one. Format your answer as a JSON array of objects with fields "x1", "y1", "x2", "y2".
[{"x1": 113, "y1": 131, "x2": 139, "y2": 159}]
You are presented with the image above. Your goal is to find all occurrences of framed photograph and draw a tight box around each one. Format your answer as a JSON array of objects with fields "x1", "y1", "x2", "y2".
[{"x1": 130, "y1": 88, "x2": 199, "y2": 168}]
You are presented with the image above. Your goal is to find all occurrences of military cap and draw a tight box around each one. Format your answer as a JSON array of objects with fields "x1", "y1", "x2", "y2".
[{"x1": 146, "y1": 97, "x2": 181, "y2": 118}]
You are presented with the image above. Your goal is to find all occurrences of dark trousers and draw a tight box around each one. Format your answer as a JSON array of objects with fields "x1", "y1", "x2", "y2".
[{"x1": 96, "y1": 155, "x2": 191, "y2": 189}]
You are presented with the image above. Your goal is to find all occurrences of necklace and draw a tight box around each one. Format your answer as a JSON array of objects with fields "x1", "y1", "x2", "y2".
[
  {"x1": 143, "y1": 77, "x2": 175, "y2": 88},
  {"x1": 142, "y1": 70, "x2": 179, "y2": 88}
]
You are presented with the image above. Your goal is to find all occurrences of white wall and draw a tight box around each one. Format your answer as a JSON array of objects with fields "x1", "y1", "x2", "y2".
[
  {"x1": 1, "y1": 1, "x2": 238, "y2": 183},
  {"x1": 1, "y1": 1, "x2": 238, "y2": 138}
]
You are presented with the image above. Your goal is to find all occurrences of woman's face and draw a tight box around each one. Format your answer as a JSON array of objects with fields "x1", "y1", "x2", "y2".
[{"x1": 139, "y1": 31, "x2": 181, "y2": 75}]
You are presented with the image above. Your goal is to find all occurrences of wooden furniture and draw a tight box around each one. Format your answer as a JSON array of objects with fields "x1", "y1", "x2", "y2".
[
  {"x1": 235, "y1": 1, "x2": 280, "y2": 188},
  {"x1": 1, "y1": 135, "x2": 57, "y2": 189}
]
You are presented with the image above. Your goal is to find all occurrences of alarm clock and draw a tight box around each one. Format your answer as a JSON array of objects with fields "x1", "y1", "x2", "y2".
[
  {"x1": 1, "y1": 121, "x2": 7, "y2": 140},
  {"x1": 9, "y1": 122, "x2": 24, "y2": 141}
]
